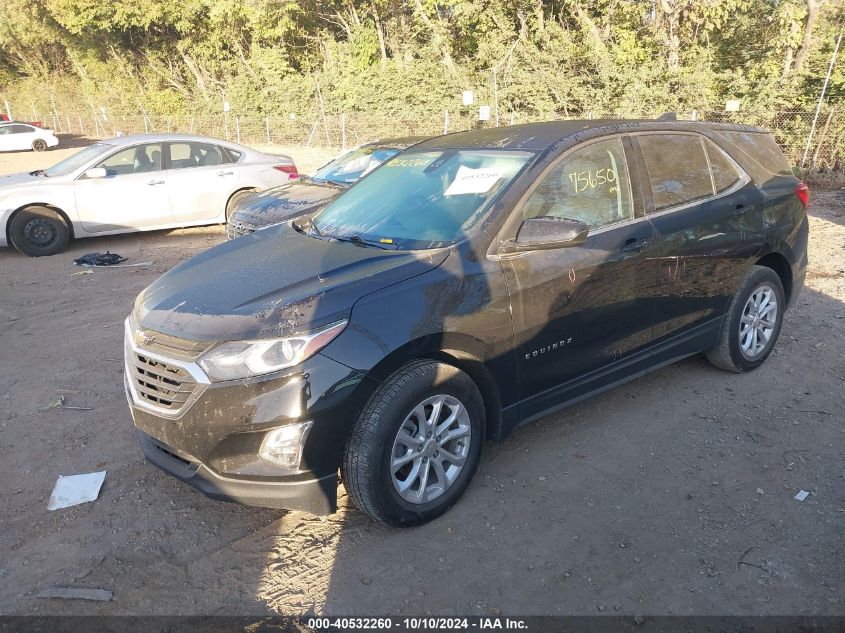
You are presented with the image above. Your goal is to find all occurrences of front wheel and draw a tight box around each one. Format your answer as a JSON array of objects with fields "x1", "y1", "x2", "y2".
[
  {"x1": 8, "y1": 206, "x2": 70, "y2": 256},
  {"x1": 706, "y1": 265, "x2": 785, "y2": 372},
  {"x1": 342, "y1": 360, "x2": 485, "y2": 526}
]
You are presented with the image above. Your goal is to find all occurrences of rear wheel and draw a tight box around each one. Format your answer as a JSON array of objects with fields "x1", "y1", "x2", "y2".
[
  {"x1": 225, "y1": 189, "x2": 256, "y2": 221},
  {"x1": 31, "y1": 139, "x2": 48, "y2": 152},
  {"x1": 705, "y1": 265, "x2": 785, "y2": 372},
  {"x1": 342, "y1": 360, "x2": 484, "y2": 526},
  {"x1": 8, "y1": 206, "x2": 70, "y2": 257}
]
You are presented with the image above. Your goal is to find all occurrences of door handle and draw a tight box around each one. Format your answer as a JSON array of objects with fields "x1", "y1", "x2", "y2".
[
  {"x1": 620, "y1": 237, "x2": 649, "y2": 252},
  {"x1": 217, "y1": 170, "x2": 234, "y2": 176},
  {"x1": 147, "y1": 179, "x2": 165, "y2": 186}
]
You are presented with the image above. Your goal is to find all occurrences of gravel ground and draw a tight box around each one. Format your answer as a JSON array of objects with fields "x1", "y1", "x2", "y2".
[{"x1": 0, "y1": 140, "x2": 842, "y2": 616}]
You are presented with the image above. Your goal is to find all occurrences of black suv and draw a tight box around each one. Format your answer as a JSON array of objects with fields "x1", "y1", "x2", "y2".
[{"x1": 125, "y1": 120, "x2": 808, "y2": 526}]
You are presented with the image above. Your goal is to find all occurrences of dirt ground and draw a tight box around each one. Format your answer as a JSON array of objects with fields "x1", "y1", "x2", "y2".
[{"x1": 0, "y1": 140, "x2": 843, "y2": 617}]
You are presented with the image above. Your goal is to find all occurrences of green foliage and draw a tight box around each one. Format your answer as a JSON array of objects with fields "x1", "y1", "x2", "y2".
[{"x1": 0, "y1": 0, "x2": 842, "y2": 124}]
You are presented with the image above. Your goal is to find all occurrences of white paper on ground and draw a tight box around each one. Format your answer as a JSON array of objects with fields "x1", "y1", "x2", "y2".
[
  {"x1": 47, "y1": 471, "x2": 106, "y2": 511},
  {"x1": 444, "y1": 166, "x2": 505, "y2": 196},
  {"x1": 794, "y1": 489, "x2": 810, "y2": 501}
]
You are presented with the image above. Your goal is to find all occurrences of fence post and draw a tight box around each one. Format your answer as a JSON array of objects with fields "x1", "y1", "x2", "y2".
[
  {"x1": 444, "y1": 110, "x2": 449, "y2": 134},
  {"x1": 66, "y1": 113, "x2": 72, "y2": 134},
  {"x1": 265, "y1": 116, "x2": 271, "y2": 144},
  {"x1": 306, "y1": 120, "x2": 318, "y2": 147},
  {"x1": 802, "y1": 31, "x2": 842, "y2": 168},
  {"x1": 235, "y1": 116, "x2": 241, "y2": 144},
  {"x1": 3, "y1": 100, "x2": 11, "y2": 120},
  {"x1": 811, "y1": 107, "x2": 836, "y2": 167},
  {"x1": 341, "y1": 113, "x2": 347, "y2": 150},
  {"x1": 78, "y1": 115, "x2": 85, "y2": 135}
]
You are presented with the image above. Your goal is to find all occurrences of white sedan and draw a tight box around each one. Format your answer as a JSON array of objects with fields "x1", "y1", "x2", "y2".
[
  {"x1": 0, "y1": 123, "x2": 59, "y2": 152},
  {"x1": 0, "y1": 134, "x2": 298, "y2": 256}
]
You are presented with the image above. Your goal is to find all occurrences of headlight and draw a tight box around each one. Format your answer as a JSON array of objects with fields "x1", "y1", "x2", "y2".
[{"x1": 198, "y1": 320, "x2": 347, "y2": 382}]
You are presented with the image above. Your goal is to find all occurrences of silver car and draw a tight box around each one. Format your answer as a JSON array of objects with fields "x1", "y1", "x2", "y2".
[{"x1": 0, "y1": 134, "x2": 298, "y2": 256}]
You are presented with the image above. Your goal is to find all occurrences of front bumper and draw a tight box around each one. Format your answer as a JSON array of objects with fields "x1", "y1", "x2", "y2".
[
  {"x1": 138, "y1": 430, "x2": 337, "y2": 514},
  {"x1": 124, "y1": 320, "x2": 378, "y2": 514}
]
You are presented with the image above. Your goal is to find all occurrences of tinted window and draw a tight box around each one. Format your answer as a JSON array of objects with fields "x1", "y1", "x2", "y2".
[
  {"x1": 97, "y1": 144, "x2": 162, "y2": 175},
  {"x1": 639, "y1": 134, "x2": 712, "y2": 212},
  {"x1": 705, "y1": 140, "x2": 741, "y2": 193},
  {"x1": 2, "y1": 124, "x2": 33, "y2": 134},
  {"x1": 168, "y1": 142, "x2": 230, "y2": 169},
  {"x1": 314, "y1": 150, "x2": 533, "y2": 249},
  {"x1": 523, "y1": 138, "x2": 633, "y2": 229},
  {"x1": 716, "y1": 131, "x2": 791, "y2": 176}
]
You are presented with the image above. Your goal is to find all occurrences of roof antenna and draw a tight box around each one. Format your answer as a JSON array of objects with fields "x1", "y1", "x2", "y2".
[{"x1": 657, "y1": 112, "x2": 677, "y2": 121}]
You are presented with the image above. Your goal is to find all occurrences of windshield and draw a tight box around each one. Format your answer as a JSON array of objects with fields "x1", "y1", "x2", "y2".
[
  {"x1": 311, "y1": 146, "x2": 402, "y2": 185},
  {"x1": 44, "y1": 143, "x2": 113, "y2": 177},
  {"x1": 312, "y1": 149, "x2": 534, "y2": 249}
]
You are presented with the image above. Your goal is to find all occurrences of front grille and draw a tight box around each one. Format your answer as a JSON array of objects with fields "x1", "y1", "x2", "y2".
[
  {"x1": 226, "y1": 219, "x2": 256, "y2": 239},
  {"x1": 130, "y1": 353, "x2": 196, "y2": 410}
]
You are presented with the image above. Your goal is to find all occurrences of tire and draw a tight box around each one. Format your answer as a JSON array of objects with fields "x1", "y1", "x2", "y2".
[
  {"x1": 342, "y1": 360, "x2": 485, "y2": 526},
  {"x1": 31, "y1": 139, "x2": 48, "y2": 152},
  {"x1": 8, "y1": 206, "x2": 71, "y2": 257},
  {"x1": 225, "y1": 189, "x2": 255, "y2": 221},
  {"x1": 705, "y1": 265, "x2": 785, "y2": 373}
]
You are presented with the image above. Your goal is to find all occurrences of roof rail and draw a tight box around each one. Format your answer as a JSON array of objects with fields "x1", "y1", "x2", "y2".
[{"x1": 657, "y1": 112, "x2": 678, "y2": 121}]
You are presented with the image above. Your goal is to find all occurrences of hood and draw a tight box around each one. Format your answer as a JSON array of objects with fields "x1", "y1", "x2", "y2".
[
  {"x1": 231, "y1": 179, "x2": 344, "y2": 227},
  {"x1": 0, "y1": 172, "x2": 46, "y2": 189},
  {"x1": 136, "y1": 222, "x2": 449, "y2": 341}
]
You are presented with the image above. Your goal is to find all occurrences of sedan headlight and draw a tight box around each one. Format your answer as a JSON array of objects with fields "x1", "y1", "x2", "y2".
[{"x1": 198, "y1": 320, "x2": 347, "y2": 382}]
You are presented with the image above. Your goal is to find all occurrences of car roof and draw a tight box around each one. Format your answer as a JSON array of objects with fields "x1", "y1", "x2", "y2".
[{"x1": 415, "y1": 119, "x2": 768, "y2": 151}]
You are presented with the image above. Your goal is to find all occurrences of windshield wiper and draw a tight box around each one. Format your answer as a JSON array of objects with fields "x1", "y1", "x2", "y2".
[
  {"x1": 330, "y1": 234, "x2": 396, "y2": 250},
  {"x1": 29, "y1": 169, "x2": 47, "y2": 177}
]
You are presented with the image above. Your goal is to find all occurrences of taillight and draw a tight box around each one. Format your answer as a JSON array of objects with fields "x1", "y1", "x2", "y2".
[
  {"x1": 274, "y1": 164, "x2": 299, "y2": 180},
  {"x1": 795, "y1": 182, "x2": 809, "y2": 209}
]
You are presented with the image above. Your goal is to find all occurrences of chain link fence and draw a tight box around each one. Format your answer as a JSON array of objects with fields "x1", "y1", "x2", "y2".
[{"x1": 20, "y1": 104, "x2": 844, "y2": 170}]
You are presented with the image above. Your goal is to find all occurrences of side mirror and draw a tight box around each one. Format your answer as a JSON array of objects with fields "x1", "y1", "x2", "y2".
[
  {"x1": 83, "y1": 167, "x2": 107, "y2": 179},
  {"x1": 504, "y1": 216, "x2": 589, "y2": 252}
]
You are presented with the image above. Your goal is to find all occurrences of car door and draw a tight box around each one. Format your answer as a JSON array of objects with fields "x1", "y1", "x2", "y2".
[
  {"x1": 497, "y1": 136, "x2": 659, "y2": 419},
  {"x1": 74, "y1": 143, "x2": 173, "y2": 233},
  {"x1": 631, "y1": 133, "x2": 762, "y2": 343},
  {"x1": 165, "y1": 141, "x2": 240, "y2": 224}
]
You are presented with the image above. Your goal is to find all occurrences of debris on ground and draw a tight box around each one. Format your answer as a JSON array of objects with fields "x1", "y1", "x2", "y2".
[
  {"x1": 70, "y1": 270, "x2": 93, "y2": 277},
  {"x1": 36, "y1": 586, "x2": 113, "y2": 601},
  {"x1": 47, "y1": 471, "x2": 106, "y2": 511},
  {"x1": 794, "y1": 490, "x2": 810, "y2": 501},
  {"x1": 44, "y1": 395, "x2": 65, "y2": 410},
  {"x1": 73, "y1": 252, "x2": 127, "y2": 267}
]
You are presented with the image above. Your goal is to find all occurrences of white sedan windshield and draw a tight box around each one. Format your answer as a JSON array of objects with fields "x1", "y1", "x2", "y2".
[{"x1": 44, "y1": 143, "x2": 113, "y2": 177}]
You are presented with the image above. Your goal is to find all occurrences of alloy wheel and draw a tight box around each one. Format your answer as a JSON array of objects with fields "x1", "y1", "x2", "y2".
[
  {"x1": 739, "y1": 284, "x2": 778, "y2": 359},
  {"x1": 390, "y1": 394, "x2": 471, "y2": 505}
]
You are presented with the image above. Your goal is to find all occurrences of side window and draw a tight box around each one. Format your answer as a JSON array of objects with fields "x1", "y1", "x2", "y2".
[
  {"x1": 168, "y1": 142, "x2": 228, "y2": 169},
  {"x1": 97, "y1": 144, "x2": 162, "y2": 175},
  {"x1": 222, "y1": 147, "x2": 241, "y2": 162},
  {"x1": 638, "y1": 134, "x2": 712, "y2": 212},
  {"x1": 9, "y1": 124, "x2": 33, "y2": 134},
  {"x1": 705, "y1": 140, "x2": 741, "y2": 193},
  {"x1": 522, "y1": 138, "x2": 634, "y2": 230}
]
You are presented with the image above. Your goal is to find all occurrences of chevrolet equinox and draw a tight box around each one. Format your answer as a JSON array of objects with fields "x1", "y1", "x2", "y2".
[{"x1": 124, "y1": 120, "x2": 809, "y2": 526}]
